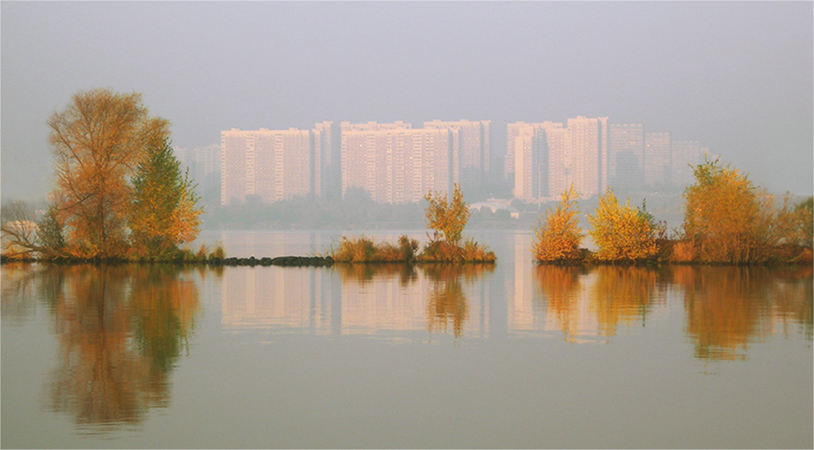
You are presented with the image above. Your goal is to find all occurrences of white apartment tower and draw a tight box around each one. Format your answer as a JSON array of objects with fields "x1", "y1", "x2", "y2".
[
  {"x1": 567, "y1": 116, "x2": 608, "y2": 198},
  {"x1": 608, "y1": 123, "x2": 644, "y2": 190},
  {"x1": 510, "y1": 117, "x2": 608, "y2": 202},
  {"x1": 512, "y1": 122, "x2": 563, "y2": 202},
  {"x1": 424, "y1": 120, "x2": 490, "y2": 190},
  {"x1": 220, "y1": 127, "x2": 316, "y2": 205},
  {"x1": 341, "y1": 121, "x2": 457, "y2": 204}
]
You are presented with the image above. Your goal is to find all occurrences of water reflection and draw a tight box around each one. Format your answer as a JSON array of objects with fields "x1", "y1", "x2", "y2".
[
  {"x1": 220, "y1": 264, "x2": 494, "y2": 338},
  {"x1": 674, "y1": 265, "x2": 813, "y2": 360},
  {"x1": 533, "y1": 266, "x2": 589, "y2": 342},
  {"x1": 531, "y1": 264, "x2": 812, "y2": 359},
  {"x1": 1, "y1": 263, "x2": 47, "y2": 323},
  {"x1": 590, "y1": 266, "x2": 664, "y2": 337},
  {"x1": 216, "y1": 258, "x2": 812, "y2": 355},
  {"x1": 531, "y1": 265, "x2": 666, "y2": 342},
  {"x1": 423, "y1": 264, "x2": 494, "y2": 338},
  {"x1": 9, "y1": 264, "x2": 203, "y2": 432}
]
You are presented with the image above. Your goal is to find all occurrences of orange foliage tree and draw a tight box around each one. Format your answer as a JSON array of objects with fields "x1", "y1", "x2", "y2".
[
  {"x1": 531, "y1": 185, "x2": 584, "y2": 263},
  {"x1": 587, "y1": 189, "x2": 657, "y2": 263},
  {"x1": 681, "y1": 158, "x2": 776, "y2": 263},
  {"x1": 48, "y1": 89, "x2": 169, "y2": 258}
]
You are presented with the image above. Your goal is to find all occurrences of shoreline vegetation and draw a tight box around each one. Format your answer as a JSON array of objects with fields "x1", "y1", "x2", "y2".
[
  {"x1": 1, "y1": 89, "x2": 812, "y2": 268},
  {"x1": 531, "y1": 159, "x2": 812, "y2": 266}
]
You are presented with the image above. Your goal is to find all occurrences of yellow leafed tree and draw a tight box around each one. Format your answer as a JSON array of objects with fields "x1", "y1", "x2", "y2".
[
  {"x1": 424, "y1": 183, "x2": 471, "y2": 244},
  {"x1": 588, "y1": 189, "x2": 656, "y2": 262},
  {"x1": 532, "y1": 185, "x2": 584, "y2": 263}
]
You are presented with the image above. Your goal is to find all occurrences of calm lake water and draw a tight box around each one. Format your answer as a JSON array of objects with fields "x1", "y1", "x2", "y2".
[{"x1": 2, "y1": 230, "x2": 812, "y2": 448}]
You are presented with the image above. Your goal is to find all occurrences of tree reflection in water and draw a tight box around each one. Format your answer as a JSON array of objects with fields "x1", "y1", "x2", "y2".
[
  {"x1": 1, "y1": 263, "x2": 47, "y2": 323},
  {"x1": 334, "y1": 263, "x2": 493, "y2": 338},
  {"x1": 423, "y1": 265, "x2": 468, "y2": 338},
  {"x1": 590, "y1": 266, "x2": 662, "y2": 337},
  {"x1": 676, "y1": 265, "x2": 813, "y2": 361},
  {"x1": 41, "y1": 264, "x2": 201, "y2": 431},
  {"x1": 422, "y1": 264, "x2": 494, "y2": 338},
  {"x1": 534, "y1": 265, "x2": 662, "y2": 342},
  {"x1": 333, "y1": 263, "x2": 417, "y2": 287},
  {"x1": 534, "y1": 264, "x2": 812, "y2": 360},
  {"x1": 533, "y1": 265, "x2": 584, "y2": 342}
]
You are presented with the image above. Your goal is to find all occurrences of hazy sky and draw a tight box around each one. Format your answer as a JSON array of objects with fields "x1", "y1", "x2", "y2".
[{"x1": 2, "y1": 1, "x2": 812, "y2": 201}]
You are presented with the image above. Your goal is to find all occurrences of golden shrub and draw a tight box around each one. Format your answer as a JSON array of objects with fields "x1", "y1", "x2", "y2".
[
  {"x1": 587, "y1": 189, "x2": 656, "y2": 263},
  {"x1": 531, "y1": 185, "x2": 584, "y2": 263}
]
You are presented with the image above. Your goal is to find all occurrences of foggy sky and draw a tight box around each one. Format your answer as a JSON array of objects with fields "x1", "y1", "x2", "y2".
[{"x1": 2, "y1": 1, "x2": 812, "y2": 202}]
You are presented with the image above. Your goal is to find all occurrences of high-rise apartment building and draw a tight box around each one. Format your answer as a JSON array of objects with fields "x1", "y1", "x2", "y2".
[
  {"x1": 174, "y1": 144, "x2": 221, "y2": 182},
  {"x1": 174, "y1": 144, "x2": 221, "y2": 205},
  {"x1": 568, "y1": 116, "x2": 608, "y2": 198},
  {"x1": 609, "y1": 123, "x2": 644, "y2": 190},
  {"x1": 512, "y1": 122, "x2": 563, "y2": 201},
  {"x1": 644, "y1": 132, "x2": 671, "y2": 186},
  {"x1": 510, "y1": 117, "x2": 608, "y2": 202},
  {"x1": 313, "y1": 121, "x2": 342, "y2": 199},
  {"x1": 543, "y1": 125, "x2": 572, "y2": 199},
  {"x1": 506, "y1": 122, "x2": 544, "y2": 185},
  {"x1": 221, "y1": 127, "x2": 317, "y2": 205},
  {"x1": 341, "y1": 121, "x2": 457, "y2": 204},
  {"x1": 424, "y1": 120, "x2": 490, "y2": 191}
]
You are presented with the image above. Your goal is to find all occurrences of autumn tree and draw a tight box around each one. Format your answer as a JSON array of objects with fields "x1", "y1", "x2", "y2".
[
  {"x1": 0, "y1": 200, "x2": 39, "y2": 259},
  {"x1": 37, "y1": 205, "x2": 67, "y2": 260},
  {"x1": 794, "y1": 197, "x2": 813, "y2": 249},
  {"x1": 128, "y1": 137, "x2": 203, "y2": 260},
  {"x1": 681, "y1": 158, "x2": 775, "y2": 263},
  {"x1": 424, "y1": 183, "x2": 471, "y2": 244},
  {"x1": 1, "y1": 201, "x2": 68, "y2": 260},
  {"x1": 531, "y1": 185, "x2": 584, "y2": 263},
  {"x1": 48, "y1": 89, "x2": 169, "y2": 259},
  {"x1": 588, "y1": 189, "x2": 657, "y2": 263},
  {"x1": 774, "y1": 196, "x2": 814, "y2": 250}
]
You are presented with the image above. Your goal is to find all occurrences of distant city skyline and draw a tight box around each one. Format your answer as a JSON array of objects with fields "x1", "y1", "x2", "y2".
[
  {"x1": 212, "y1": 115, "x2": 714, "y2": 206},
  {"x1": 6, "y1": 3, "x2": 808, "y2": 201}
]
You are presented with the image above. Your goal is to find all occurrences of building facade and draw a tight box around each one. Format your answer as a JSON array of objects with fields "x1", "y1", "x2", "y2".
[
  {"x1": 510, "y1": 117, "x2": 608, "y2": 202},
  {"x1": 220, "y1": 127, "x2": 316, "y2": 205},
  {"x1": 644, "y1": 132, "x2": 671, "y2": 186},
  {"x1": 424, "y1": 120, "x2": 490, "y2": 191},
  {"x1": 608, "y1": 123, "x2": 644, "y2": 190},
  {"x1": 512, "y1": 122, "x2": 563, "y2": 201},
  {"x1": 567, "y1": 116, "x2": 609, "y2": 198},
  {"x1": 340, "y1": 121, "x2": 457, "y2": 204}
]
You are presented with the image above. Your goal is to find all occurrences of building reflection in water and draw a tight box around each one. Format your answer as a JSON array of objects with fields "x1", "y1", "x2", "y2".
[
  {"x1": 18, "y1": 264, "x2": 203, "y2": 432},
  {"x1": 221, "y1": 263, "x2": 494, "y2": 338},
  {"x1": 216, "y1": 229, "x2": 812, "y2": 360}
]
